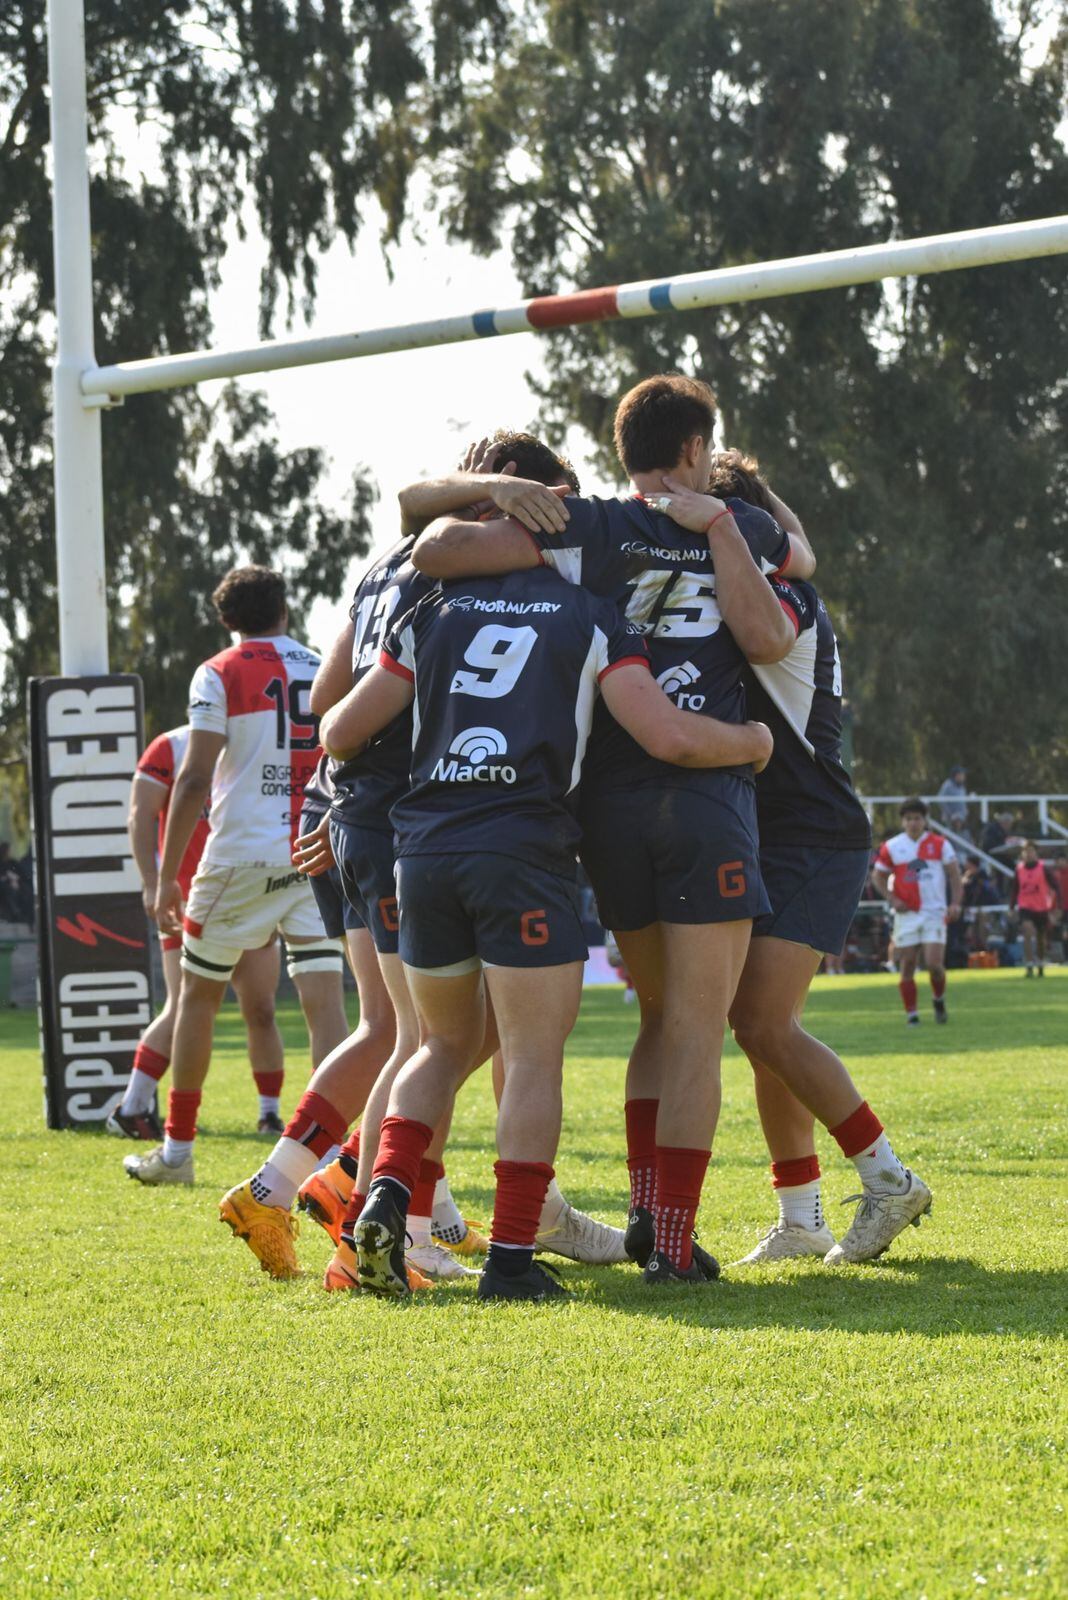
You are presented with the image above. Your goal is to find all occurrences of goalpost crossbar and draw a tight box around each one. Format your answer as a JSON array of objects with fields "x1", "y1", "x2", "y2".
[{"x1": 81, "y1": 215, "x2": 1068, "y2": 402}]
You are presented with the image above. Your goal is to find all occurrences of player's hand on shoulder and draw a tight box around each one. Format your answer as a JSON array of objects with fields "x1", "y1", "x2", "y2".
[
  {"x1": 458, "y1": 435, "x2": 501, "y2": 474},
  {"x1": 486, "y1": 475, "x2": 571, "y2": 534},
  {"x1": 155, "y1": 878, "x2": 184, "y2": 937},
  {"x1": 293, "y1": 814, "x2": 335, "y2": 878},
  {"x1": 645, "y1": 476, "x2": 730, "y2": 534}
]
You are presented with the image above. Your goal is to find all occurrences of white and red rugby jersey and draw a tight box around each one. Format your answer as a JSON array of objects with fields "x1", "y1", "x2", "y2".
[
  {"x1": 187, "y1": 634, "x2": 323, "y2": 866},
  {"x1": 876, "y1": 830, "x2": 957, "y2": 915},
  {"x1": 136, "y1": 725, "x2": 212, "y2": 894}
]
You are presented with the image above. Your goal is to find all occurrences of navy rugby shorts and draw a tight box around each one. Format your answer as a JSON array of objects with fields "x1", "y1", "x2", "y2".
[
  {"x1": 329, "y1": 817, "x2": 399, "y2": 956},
  {"x1": 752, "y1": 843, "x2": 870, "y2": 956},
  {"x1": 395, "y1": 853, "x2": 588, "y2": 972},
  {"x1": 300, "y1": 804, "x2": 365, "y2": 940},
  {"x1": 578, "y1": 776, "x2": 769, "y2": 930}
]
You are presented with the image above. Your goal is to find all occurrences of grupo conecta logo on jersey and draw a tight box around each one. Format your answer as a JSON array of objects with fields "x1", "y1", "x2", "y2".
[{"x1": 431, "y1": 727, "x2": 517, "y2": 785}]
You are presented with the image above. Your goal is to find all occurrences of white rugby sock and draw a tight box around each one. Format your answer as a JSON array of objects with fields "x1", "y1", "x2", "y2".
[
  {"x1": 257, "y1": 1094, "x2": 281, "y2": 1119},
  {"x1": 121, "y1": 1068, "x2": 160, "y2": 1117},
  {"x1": 248, "y1": 1137, "x2": 320, "y2": 1209},
  {"x1": 777, "y1": 1177, "x2": 824, "y2": 1231},
  {"x1": 161, "y1": 1135, "x2": 193, "y2": 1167},
  {"x1": 431, "y1": 1176, "x2": 466, "y2": 1244},
  {"x1": 538, "y1": 1177, "x2": 567, "y2": 1229},
  {"x1": 851, "y1": 1132, "x2": 909, "y2": 1194}
]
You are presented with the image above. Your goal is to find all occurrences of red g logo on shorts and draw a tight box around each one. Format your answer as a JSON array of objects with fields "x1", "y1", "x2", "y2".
[
  {"x1": 520, "y1": 909, "x2": 549, "y2": 946},
  {"x1": 717, "y1": 861, "x2": 747, "y2": 898},
  {"x1": 379, "y1": 896, "x2": 399, "y2": 933}
]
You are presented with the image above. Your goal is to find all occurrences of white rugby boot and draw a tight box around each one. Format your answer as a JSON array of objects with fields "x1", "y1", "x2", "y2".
[
  {"x1": 535, "y1": 1196, "x2": 629, "y2": 1265},
  {"x1": 123, "y1": 1145, "x2": 194, "y2": 1186},
  {"x1": 824, "y1": 1172, "x2": 932, "y2": 1264},
  {"x1": 404, "y1": 1241, "x2": 479, "y2": 1282},
  {"x1": 733, "y1": 1218, "x2": 837, "y2": 1265}
]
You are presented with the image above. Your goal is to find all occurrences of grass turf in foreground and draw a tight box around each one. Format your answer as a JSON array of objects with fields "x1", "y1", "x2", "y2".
[{"x1": 0, "y1": 968, "x2": 1065, "y2": 1599}]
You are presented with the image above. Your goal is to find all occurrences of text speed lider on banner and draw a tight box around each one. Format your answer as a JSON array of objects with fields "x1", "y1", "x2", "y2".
[{"x1": 28, "y1": 676, "x2": 154, "y2": 1129}]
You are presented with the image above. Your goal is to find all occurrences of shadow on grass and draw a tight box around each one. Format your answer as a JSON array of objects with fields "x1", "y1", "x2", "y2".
[
  {"x1": 383, "y1": 1253, "x2": 1066, "y2": 1339},
  {"x1": 576, "y1": 1252, "x2": 1068, "y2": 1338}
]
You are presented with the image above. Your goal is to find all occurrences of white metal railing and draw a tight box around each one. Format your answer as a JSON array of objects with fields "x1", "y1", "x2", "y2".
[{"x1": 859, "y1": 793, "x2": 1068, "y2": 828}]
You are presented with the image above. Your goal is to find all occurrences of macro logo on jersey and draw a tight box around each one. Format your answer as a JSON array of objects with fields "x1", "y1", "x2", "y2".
[
  {"x1": 656, "y1": 661, "x2": 705, "y2": 710},
  {"x1": 431, "y1": 727, "x2": 517, "y2": 785}
]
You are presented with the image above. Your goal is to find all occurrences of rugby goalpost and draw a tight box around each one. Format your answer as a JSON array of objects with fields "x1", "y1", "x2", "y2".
[{"x1": 35, "y1": 0, "x2": 1068, "y2": 1125}]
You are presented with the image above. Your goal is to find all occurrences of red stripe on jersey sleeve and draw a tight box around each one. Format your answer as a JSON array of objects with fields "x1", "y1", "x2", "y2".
[
  {"x1": 137, "y1": 732, "x2": 175, "y2": 788},
  {"x1": 776, "y1": 540, "x2": 792, "y2": 575},
  {"x1": 779, "y1": 597, "x2": 801, "y2": 635},
  {"x1": 598, "y1": 654, "x2": 651, "y2": 683},
  {"x1": 379, "y1": 649, "x2": 415, "y2": 683},
  {"x1": 518, "y1": 525, "x2": 547, "y2": 566},
  {"x1": 875, "y1": 842, "x2": 893, "y2": 869}
]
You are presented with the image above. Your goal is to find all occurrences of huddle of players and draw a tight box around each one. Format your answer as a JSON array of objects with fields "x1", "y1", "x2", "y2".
[{"x1": 125, "y1": 372, "x2": 935, "y2": 1302}]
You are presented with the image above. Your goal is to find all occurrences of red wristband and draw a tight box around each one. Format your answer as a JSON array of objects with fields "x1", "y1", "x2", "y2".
[{"x1": 703, "y1": 506, "x2": 734, "y2": 535}]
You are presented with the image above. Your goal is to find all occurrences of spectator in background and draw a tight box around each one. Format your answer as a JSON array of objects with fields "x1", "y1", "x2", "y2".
[
  {"x1": 980, "y1": 810, "x2": 1018, "y2": 862},
  {"x1": 1010, "y1": 842, "x2": 1061, "y2": 978},
  {"x1": 0, "y1": 844, "x2": 21, "y2": 921},
  {"x1": 937, "y1": 765, "x2": 970, "y2": 837}
]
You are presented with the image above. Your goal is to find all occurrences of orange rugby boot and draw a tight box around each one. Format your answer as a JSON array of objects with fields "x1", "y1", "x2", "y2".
[
  {"x1": 323, "y1": 1239, "x2": 434, "y2": 1293},
  {"x1": 219, "y1": 1181, "x2": 301, "y2": 1280},
  {"x1": 297, "y1": 1159, "x2": 354, "y2": 1246},
  {"x1": 431, "y1": 1218, "x2": 490, "y2": 1257}
]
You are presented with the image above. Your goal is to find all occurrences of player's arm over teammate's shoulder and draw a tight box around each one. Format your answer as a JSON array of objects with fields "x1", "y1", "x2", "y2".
[
  {"x1": 309, "y1": 615, "x2": 356, "y2": 716},
  {"x1": 412, "y1": 509, "x2": 546, "y2": 578},
  {"x1": 592, "y1": 598, "x2": 773, "y2": 772},
  {"x1": 318, "y1": 612, "x2": 418, "y2": 760}
]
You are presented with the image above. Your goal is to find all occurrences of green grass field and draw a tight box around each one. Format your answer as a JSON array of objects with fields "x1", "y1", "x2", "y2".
[{"x1": 1, "y1": 969, "x2": 1065, "y2": 1599}]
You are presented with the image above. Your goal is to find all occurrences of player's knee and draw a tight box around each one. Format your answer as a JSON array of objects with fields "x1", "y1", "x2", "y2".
[
  {"x1": 285, "y1": 937, "x2": 345, "y2": 983},
  {"x1": 731, "y1": 1008, "x2": 792, "y2": 1065},
  {"x1": 241, "y1": 996, "x2": 277, "y2": 1032}
]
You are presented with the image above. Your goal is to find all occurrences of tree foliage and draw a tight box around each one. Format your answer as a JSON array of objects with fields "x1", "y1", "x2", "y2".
[
  {"x1": 0, "y1": 0, "x2": 502, "y2": 784},
  {"x1": 432, "y1": 0, "x2": 1068, "y2": 791}
]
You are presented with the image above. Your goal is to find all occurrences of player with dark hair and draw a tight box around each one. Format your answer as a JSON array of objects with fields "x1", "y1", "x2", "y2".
[
  {"x1": 322, "y1": 562, "x2": 771, "y2": 1301},
  {"x1": 679, "y1": 449, "x2": 932, "y2": 1266},
  {"x1": 873, "y1": 798, "x2": 963, "y2": 1024},
  {"x1": 220, "y1": 442, "x2": 629, "y2": 1283},
  {"x1": 109, "y1": 723, "x2": 287, "y2": 1141},
  {"x1": 413, "y1": 374, "x2": 809, "y2": 1283},
  {"x1": 124, "y1": 566, "x2": 349, "y2": 1193}
]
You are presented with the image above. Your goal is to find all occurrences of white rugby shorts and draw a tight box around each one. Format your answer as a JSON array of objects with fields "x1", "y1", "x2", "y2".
[
  {"x1": 181, "y1": 861, "x2": 341, "y2": 982},
  {"x1": 892, "y1": 908, "x2": 947, "y2": 948}
]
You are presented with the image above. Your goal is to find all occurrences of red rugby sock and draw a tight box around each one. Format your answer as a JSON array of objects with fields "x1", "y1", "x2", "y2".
[
  {"x1": 133, "y1": 1043, "x2": 169, "y2": 1081},
  {"x1": 371, "y1": 1116, "x2": 434, "y2": 1197},
  {"x1": 165, "y1": 1088, "x2": 201, "y2": 1143},
  {"x1": 653, "y1": 1146, "x2": 710, "y2": 1270},
  {"x1": 829, "y1": 1101, "x2": 884, "y2": 1159},
  {"x1": 899, "y1": 977, "x2": 918, "y2": 1014},
  {"x1": 624, "y1": 1098, "x2": 659, "y2": 1212},
  {"x1": 281, "y1": 1089, "x2": 348, "y2": 1159}
]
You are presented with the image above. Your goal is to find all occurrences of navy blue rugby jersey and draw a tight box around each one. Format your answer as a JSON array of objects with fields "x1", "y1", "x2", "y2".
[
  {"x1": 527, "y1": 493, "x2": 790, "y2": 792},
  {"x1": 743, "y1": 579, "x2": 871, "y2": 850},
  {"x1": 301, "y1": 752, "x2": 335, "y2": 819},
  {"x1": 330, "y1": 538, "x2": 435, "y2": 831},
  {"x1": 382, "y1": 568, "x2": 649, "y2": 875}
]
